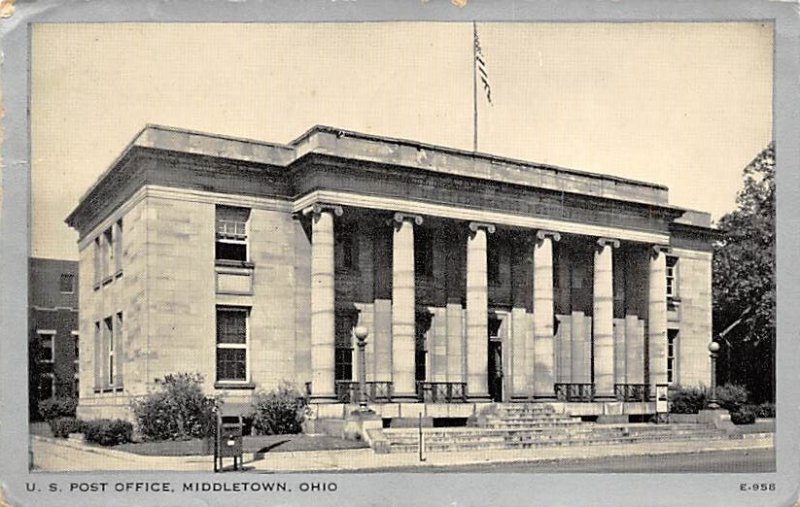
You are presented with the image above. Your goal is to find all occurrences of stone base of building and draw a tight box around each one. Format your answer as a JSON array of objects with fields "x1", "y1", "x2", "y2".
[{"x1": 308, "y1": 400, "x2": 659, "y2": 423}]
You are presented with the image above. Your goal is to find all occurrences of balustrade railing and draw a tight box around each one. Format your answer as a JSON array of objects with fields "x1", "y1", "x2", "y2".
[
  {"x1": 335, "y1": 381, "x2": 394, "y2": 404},
  {"x1": 416, "y1": 381, "x2": 468, "y2": 403},
  {"x1": 614, "y1": 384, "x2": 651, "y2": 402},
  {"x1": 554, "y1": 383, "x2": 595, "y2": 402}
]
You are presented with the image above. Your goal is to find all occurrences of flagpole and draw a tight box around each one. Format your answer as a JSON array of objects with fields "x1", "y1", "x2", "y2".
[{"x1": 472, "y1": 21, "x2": 478, "y2": 153}]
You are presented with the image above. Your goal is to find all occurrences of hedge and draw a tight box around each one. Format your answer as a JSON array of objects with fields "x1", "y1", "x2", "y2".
[
  {"x1": 38, "y1": 398, "x2": 78, "y2": 421},
  {"x1": 82, "y1": 419, "x2": 133, "y2": 446}
]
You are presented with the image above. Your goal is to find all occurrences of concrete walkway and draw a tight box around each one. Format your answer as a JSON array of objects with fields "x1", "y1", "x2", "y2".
[{"x1": 32, "y1": 433, "x2": 774, "y2": 473}]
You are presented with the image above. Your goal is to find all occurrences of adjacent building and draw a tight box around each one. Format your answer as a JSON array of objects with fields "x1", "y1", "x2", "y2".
[
  {"x1": 29, "y1": 258, "x2": 80, "y2": 416},
  {"x1": 65, "y1": 125, "x2": 715, "y2": 422}
]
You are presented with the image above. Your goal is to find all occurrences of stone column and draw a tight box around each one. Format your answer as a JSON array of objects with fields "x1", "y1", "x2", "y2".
[
  {"x1": 305, "y1": 203, "x2": 342, "y2": 401},
  {"x1": 593, "y1": 237, "x2": 619, "y2": 400},
  {"x1": 466, "y1": 222, "x2": 495, "y2": 401},
  {"x1": 391, "y1": 212, "x2": 423, "y2": 401},
  {"x1": 648, "y1": 245, "x2": 670, "y2": 393},
  {"x1": 533, "y1": 230, "x2": 561, "y2": 399}
]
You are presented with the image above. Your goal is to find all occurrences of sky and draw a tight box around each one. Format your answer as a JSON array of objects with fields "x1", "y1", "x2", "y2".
[{"x1": 31, "y1": 22, "x2": 773, "y2": 261}]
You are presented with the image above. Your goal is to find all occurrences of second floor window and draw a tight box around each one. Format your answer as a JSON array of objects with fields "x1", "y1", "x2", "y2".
[
  {"x1": 666, "y1": 256, "x2": 679, "y2": 307},
  {"x1": 414, "y1": 228, "x2": 434, "y2": 278},
  {"x1": 335, "y1": 224, "x2": 359, "y2": 272},
  {"x1": 59, "y1": 273, "x2": 75, "y2": 293},
  {"x1": 216, "y1": 206, "x2": 250, "y2": 262}
]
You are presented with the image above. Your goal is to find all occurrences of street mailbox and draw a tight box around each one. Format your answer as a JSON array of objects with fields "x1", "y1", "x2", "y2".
[
  {"x1": 219, "y1": 417, "x2": 243, "y2": 458},
  {"x1": 214, "y1": 413, "x2": 244, "y2": 472}
]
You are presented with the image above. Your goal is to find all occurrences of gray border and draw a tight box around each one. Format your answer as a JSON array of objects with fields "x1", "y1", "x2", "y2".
[{"x1": 2, "y1": 1, "x2": 797, "y2": 506}]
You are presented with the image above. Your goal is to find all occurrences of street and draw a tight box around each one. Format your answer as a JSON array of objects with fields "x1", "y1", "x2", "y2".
[{"x1": 301, "y1": 448, "x2": 776, "y2": 474}]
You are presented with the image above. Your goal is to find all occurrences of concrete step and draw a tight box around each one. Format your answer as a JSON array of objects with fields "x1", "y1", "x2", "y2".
[
  {"x1": 481, "y1": 420, "x2": 583, "y2": 429},
  {"x1": 387, "y1": 431, "x2": 731, "y2": 453},
  {"x1": 482, "y1": 414, "x2": 580, "y2": 422}
]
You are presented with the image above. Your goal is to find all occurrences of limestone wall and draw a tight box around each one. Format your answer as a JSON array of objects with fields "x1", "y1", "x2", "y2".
[{"x1": 672, "y1": 248, "x2": 713, "y2": 387}]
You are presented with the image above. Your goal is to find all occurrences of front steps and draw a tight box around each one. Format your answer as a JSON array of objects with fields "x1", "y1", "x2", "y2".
[{"x1": 374, "y1": 403, "x2": 730, "y2": 454}]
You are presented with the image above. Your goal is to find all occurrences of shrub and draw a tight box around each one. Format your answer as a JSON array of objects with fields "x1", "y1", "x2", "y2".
[
  {"x1": 251, "y1": 383, "x2": 309, "y2": 435},
  {"x1": 49, "y1": 417, "x2": 84, "y2": 438},
  {"x1": 669, "y1": 386, "x2": 707, "y2": 414},
  {"x1": 38, "y1": 398, "x2": 78, "y2": 421},
  {"x1": 730, "y1": 407, "x2": 756, "y2": 425},
  {"x1": 83, "y1": 419, "x2": 133, "y2": 446},
  {"x1": 716, "y1": 383, "x2": 749, "y2": 412},
  {"x1": 131, "y1": 373, "x2": 216, "y2": 441},
  {"x1": 755, "y1": 402, "x2": 775, "y2": 418}
]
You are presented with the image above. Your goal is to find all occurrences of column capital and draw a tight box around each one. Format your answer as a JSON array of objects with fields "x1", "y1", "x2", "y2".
[
  {"x1": 650, "y1": 244, "x2": 672, "y2": 257},
  {"x1": 392, "y1": 212, "x2": 424, "y2": 226},
  {"x1": 468, "y1": 221, "x2": 496, "y2": 234},
  {"x1": 536, "y1": 230, "x2": 562, "y2": 242},
  {"x1": 596, "y1": 237, "x2": 620, "y2": 249},
  {"x1": 302, "y1": 203, "x2": 344, "y2": 218}
]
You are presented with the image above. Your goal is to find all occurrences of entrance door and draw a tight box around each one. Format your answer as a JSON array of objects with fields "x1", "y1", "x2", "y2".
[{"x1": 488, "y1": 316, "x2": 503, "y2": 402}]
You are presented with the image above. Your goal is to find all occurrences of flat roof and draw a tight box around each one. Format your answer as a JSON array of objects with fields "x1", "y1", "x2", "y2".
[{"x1": 68, "y1": 123, "x2": 715, "y2": 229}]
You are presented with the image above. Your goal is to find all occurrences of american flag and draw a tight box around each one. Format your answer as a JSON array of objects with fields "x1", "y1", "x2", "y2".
[{"x1": 474, "y1": 24, "x2": 492, "y2": 105}]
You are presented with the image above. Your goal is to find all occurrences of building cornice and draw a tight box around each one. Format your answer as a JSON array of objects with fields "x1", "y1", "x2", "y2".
[
  {"x1": 293, "y1": 190, "x2": 671, "y2": 245},
  {"x1": 67, "y1": 124, "x2": 692, "y2": 236}
]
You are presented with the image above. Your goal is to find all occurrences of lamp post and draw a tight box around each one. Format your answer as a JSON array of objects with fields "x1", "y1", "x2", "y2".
[
  {"x1": 354, "y1": 326, "x2": 369, "y2": 411},
  {"x1": 708, "y1": 341, "x2": 721, "y2": 409}
]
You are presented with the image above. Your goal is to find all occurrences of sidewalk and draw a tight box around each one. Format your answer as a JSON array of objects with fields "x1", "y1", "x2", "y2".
[{"x1": 32, "y1": 433, "x2": 774, "y2": 473}]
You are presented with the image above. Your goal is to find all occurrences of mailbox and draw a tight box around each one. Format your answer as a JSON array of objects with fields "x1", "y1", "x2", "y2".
[
  {"x1": 219, "y1": 417, "x2": 243, "y2": 458},
  {"x1": 214, "y1": 413, "x2": 244, "y2": 472}
]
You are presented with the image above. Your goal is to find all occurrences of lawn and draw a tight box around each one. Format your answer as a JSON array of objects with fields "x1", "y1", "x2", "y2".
[
  {"x1": 30, "y1": 422, "x2": 368, "y2": 456},
  {"x1": 115, "y1": 434, "x2": 369, "y2": 456}
]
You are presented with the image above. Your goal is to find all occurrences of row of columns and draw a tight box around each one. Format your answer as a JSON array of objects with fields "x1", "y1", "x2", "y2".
[{"x1": 306, "y1": 202, "x2": 669, "y2": 402}]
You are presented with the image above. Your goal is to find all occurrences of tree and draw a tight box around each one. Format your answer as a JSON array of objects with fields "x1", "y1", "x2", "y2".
[{"x1": 712, "y1": 142, "x2": 775, "y2": 403}]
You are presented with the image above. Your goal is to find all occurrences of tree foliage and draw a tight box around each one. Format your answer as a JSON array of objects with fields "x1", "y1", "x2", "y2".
[{"x1": 712, "y1": 142, "x2": 775, "y2": 402}]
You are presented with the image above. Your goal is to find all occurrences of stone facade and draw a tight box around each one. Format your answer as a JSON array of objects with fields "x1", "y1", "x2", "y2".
[{"x1": 66, "y1": 125, "x2": 716, "y2": 421}]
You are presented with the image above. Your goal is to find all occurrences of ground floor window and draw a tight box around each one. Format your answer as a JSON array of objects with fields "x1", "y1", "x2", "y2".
[
  {"x1": 39, "y1": 373, "x2": 55, "y2": 400},
  {"x1": 415, "y1": 313, "x2": 432, "y2": 382},
  {"x1": 335, "y1": 312, "x2": 356, "y2": 381},
  {"x1": 667, "y1": 329, "x2": 679, "y2": 384},
  {"x1": 216, "y1": 307, "x2": 249, "y2": 382},
  {"x1": 94, "y1": 315, "x2": 123, "y2": 390},
  {"x1": 37, "y1": 330, "x2": 55, "y2": 364}
]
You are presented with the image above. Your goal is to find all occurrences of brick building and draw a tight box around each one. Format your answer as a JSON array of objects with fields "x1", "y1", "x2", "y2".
[
  {"x1": 29, "y1": 258, "x2": 80, "y2": 416},
  {"x1": 66, "y1": 125, "x2": 715, "y2": 423}
]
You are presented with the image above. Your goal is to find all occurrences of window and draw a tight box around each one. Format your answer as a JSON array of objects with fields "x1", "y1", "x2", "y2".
[
  {"x1": 59, "y1": 273, "x2": 75, "y2": 293},
  {"x1": 114, "y1": 219, "x2": 123, "y2": 274},
  {"x1": 335, "y1": 313, "x2": 355, "y2": 381},
  {"x1": 114, "y1": 312, "x2": 123, "y2": 386},
  {"x1": 72, "y1": 331, "x2": 79, "y2": 364},
  {"x1": 335, "y1": 223, "x2": 359, "y2": 272},
  {"x1": 39, "y1": 373, "x2": 55, "y2": 401},
  {"x1": 94, "y1": 237, "x2": 102, "y2": 286},
  {"x1": 94, "y1": 315, "x2": 122, "y2": 390},
  {"x1": 216, "y1": 206, "x2": 250, "y2": 262},
  {"x1": 488, "y1": 241, "x2": 501, "y2": 285},
  {"x1": 414, "y1": 228, "x2": 434, "y2": 278},
  {"x1": 216, "y1": 307, "x2": 249, "y2": 382},
  {"x1": 667, "y1": 329, "x2": 678, "y2": 384},
  {"x1": 73, "y1": 375, "x2": 80, "y2": 398},
  {"x1": 666, "y1": 256, "x2": 678, "y2": 300},
  {"x1": 37, "y1": 331, "x2": 55, "y2": 363},
  {"x1": 104, "y1": 317, "x2": 114, "y2": 386},
  {"x1": 415, "y1": 313, "x2": 431, "y2": 382},
  {"x1": 104, "y1": 228, "x2": 114, "y2": 279}
]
